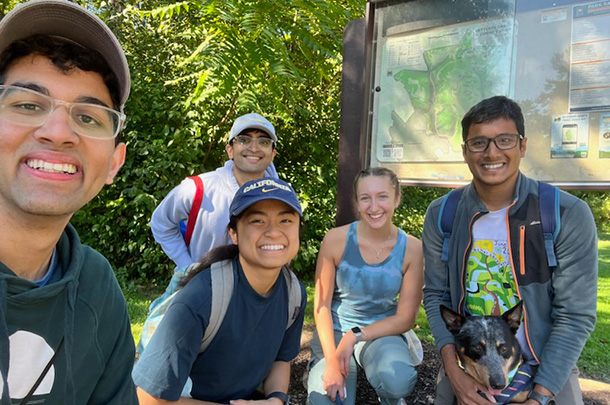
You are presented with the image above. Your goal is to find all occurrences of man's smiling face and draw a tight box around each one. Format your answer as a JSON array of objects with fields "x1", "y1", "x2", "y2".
[
  {"x1": 226, "y1": 129, "x2": 276, "y2": 178},
  {"x1": 0, "y1": 54, "x2": 125, "y2": 220},
  {"x1": 463, "y1": 117, "x2": 526, "y2": 192}
]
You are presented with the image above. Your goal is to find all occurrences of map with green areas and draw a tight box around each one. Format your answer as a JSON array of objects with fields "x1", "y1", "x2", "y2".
[{"x1": 374, "y1": 18, "x2": 514, "y2": 163}]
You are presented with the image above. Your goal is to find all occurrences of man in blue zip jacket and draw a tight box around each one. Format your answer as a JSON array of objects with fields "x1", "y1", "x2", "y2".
[{"x1": 422, "y1": 96, "x2": 597, "y2": 405}]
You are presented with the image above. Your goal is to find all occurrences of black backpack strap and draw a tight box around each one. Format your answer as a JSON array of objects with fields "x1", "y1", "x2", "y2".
[
  {"x1": 438, "y1": 187, "x2": 465, "y2": 262},
  {"x1": 538, "y1": 182, "x2": 560, "y2": 268}
]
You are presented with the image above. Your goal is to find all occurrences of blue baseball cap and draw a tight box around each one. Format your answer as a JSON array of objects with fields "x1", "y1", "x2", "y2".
[{"x1": 230, "y1": 178, "x2": 302, "y2": 217}]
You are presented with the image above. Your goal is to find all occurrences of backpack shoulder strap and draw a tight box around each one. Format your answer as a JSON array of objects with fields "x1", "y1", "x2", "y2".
[
  {"x1": 438, "y1": 187, "x2": 465, "y2": 262},
  {"x1": 538, "y1": 181, "x2": 560, "y2": 268},
  {"x1": 199, "y1": 262, "x2": 301, "y2": 353},
  {"x1": 184, "y1": 176, "x2": 204, "y2": 247},
  {"x1": 200, "y1": 259, "x2": 234, "y2": 353},
  {"x1": 282, "y1": 267, "x2": 302, "y2": 330}
]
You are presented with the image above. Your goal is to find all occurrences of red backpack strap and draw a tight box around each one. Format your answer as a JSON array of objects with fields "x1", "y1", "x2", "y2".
[{"x1": 184, "y1": 176, "x2": 204, "y2": 247}]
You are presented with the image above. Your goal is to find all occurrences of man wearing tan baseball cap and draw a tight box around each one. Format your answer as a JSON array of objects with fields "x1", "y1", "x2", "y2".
[{"x1": 0, "y1": 1, "x2": 136, "y2": 403}]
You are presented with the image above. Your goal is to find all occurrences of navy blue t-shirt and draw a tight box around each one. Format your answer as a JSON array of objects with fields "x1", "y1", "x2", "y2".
[{"x1": 133, "y1": 257, "x2": 306, "y2": 402}]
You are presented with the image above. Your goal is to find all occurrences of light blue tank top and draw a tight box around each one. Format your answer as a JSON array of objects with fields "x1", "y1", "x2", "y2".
[{"x1": 331, "y1": 221, "x2": 407, "y2": 332}]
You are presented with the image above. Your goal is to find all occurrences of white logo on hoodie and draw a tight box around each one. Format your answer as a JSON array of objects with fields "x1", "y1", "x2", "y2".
[{"x1": 1, "y1": 330, "x2": 55, "y2": 399}]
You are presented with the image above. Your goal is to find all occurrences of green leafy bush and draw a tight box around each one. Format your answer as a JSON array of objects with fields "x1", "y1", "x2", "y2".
[
  {"x1": 69, "y1": 0, "x2": 364, "y2": 285},
  {"x1": 51, "y1": 1, "x2": 610, "y2": 287}
]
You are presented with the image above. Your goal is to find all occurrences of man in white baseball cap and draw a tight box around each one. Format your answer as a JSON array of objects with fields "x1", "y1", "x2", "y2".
[
  {"x1": 150, "y1": 112, "x2": 280, "y2": 270},
  {"x1": 0, "y1": 1, "x2": 136, "y2": 403}
]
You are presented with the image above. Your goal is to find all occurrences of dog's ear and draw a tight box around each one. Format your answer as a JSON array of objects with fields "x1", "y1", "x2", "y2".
[
  {"x1": 502, "y1": 301, "x2": 523, "y2": 334},
  {"x1": 440, "y1": 305, "x2": 465, "y2": 334}
]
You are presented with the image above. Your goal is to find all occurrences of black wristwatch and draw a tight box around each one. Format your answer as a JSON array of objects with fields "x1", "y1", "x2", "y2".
[
  {"x1": 351, "y1": 326, "x2": 363, "y2": 342},
  {"x1": 266, "y1": 391, "x2": 290, "y2": 404},
  {"x1": 527, "y1": 391, "x2": 556, "y2": 405}
]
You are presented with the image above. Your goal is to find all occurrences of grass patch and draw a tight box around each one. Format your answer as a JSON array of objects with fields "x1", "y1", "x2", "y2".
[
  {"x1": 125, "y1": 232, "x2": 610, "y2": 382},
  {"x1": 304, "y1": 284, "x2": 315, "y2": 325},
  {"x1": 125, "y1": 283, "x2": 164, "y2": 345},
  {"x1": 578, "y1": 232, "x2": 610, "y2": 381}
]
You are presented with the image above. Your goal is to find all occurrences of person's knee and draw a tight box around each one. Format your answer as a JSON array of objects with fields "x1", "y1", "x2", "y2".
[
  {"x1": 372, "y1": 366, "x2": 418, "y2": 398},
  {"x1": 308, "y1": 391, "x2": 330, "y2": 405},
  {"x1": 434, "y1": 372, "x2": 455, "y2": 405},
  {"x1": 403, "y1": 367, "x2": 418, "y2": 394},
  {"x1": 306, "y1": 376, "x2": 330, "y2": 405},
  {"x1": 554, "y1": 367, "x2": 583, "y2": 405},
  {"x1": 306, "y1": 361, "x2": 324, "y2": 395},
  {"x1": 393, "y1": 366, "x2": 417, "y2": 397}
]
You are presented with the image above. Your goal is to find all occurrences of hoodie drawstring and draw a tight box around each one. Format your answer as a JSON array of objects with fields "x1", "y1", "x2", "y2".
[
  {"x1": 0, "y1": 279, "x2": 10, "y2": 405},
  {"x1": 64, "y1": 280, "x2": 76, "y2": 404}
]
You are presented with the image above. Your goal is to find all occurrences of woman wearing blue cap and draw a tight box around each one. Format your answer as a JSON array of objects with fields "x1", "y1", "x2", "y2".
[{"x1": 133, "y1": 178, "x2": 306, "y2": 405}]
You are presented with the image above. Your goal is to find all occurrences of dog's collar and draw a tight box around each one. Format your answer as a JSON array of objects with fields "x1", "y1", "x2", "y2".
[
  {"x1": 507, "y1": 357, "x2": 522, "y2": 381},
  {"x1": 455, "y1": 353, "x2": 466, "y2": 372}
]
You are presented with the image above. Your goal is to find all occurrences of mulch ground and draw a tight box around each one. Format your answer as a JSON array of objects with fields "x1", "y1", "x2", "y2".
[{"x1": 287, "y1": 327, "x2": 607, "y2": 405}]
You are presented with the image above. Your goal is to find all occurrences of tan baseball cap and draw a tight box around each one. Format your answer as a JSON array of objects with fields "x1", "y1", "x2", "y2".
[{"x1": 0, "y1": 0, "x2": 130, "y2": 108}]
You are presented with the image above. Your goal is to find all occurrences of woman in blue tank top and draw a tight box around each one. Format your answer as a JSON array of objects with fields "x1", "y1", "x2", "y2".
[{"x1": 307, "y1": 167, "x2": 424, "y2": 405}]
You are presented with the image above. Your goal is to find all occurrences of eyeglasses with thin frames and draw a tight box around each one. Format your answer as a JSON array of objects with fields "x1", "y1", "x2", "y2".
[
  {"x1": 0, "y1": 85, "x2": 125, "y2": 140},
  {"x1": 463, "y1": 133, "x2": 524, "y2": 153},
  {"x1": 232, "y1": 134, "x2": 274, "y2": 149}
]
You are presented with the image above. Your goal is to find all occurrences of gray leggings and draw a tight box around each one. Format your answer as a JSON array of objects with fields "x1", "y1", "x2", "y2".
[{"x1": 307, "y1": 330, "x2": 417, "y2": 405}]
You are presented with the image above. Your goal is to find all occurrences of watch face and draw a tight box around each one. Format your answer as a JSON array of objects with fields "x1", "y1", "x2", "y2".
[{"x1": 351, "y1": 327, "x2": 361, "y2": 334}]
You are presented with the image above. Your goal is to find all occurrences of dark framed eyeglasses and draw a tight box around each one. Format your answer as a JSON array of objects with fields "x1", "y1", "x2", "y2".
[
  {"x1": 232, "y1": 134, "x2": 274, "y2": 149},
  {"x1": 463, "y1": 133, "x2": 524, "y2": 153},
  {"x1": 0, "y1": 85, "x2": 124, "y2": 139}
]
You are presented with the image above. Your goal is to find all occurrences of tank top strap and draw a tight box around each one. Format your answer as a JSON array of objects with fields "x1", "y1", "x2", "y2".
[
  {"x1": 341, "y1": 222, "x2": 366, "y2": 267},
  {"x1": 391, "y1": 229, "x2": 408, "y2": 270}
]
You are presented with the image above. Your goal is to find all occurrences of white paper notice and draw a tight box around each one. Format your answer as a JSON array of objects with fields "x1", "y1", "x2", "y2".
[{"x1": 570, "y1": 2, "x2": 610, "y2": 112}]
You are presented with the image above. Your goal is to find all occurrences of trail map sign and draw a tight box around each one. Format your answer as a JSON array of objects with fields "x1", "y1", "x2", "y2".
[
  {"x1": 376, "y1": 17, "x2": 514, "y2": 163},
  {"x1": 364, "y1": 0, "x2": 610, "y2": 188}
]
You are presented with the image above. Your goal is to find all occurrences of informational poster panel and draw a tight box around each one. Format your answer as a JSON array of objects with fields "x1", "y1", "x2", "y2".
[
  {"x1": 368, "y1": 0, "x2": 610, "y2": 188},
  {"x1": 569, "y1": 3, "x2": 610, "y2": 112}
]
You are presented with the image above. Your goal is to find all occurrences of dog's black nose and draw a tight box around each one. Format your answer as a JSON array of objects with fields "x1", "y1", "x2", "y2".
[{"x1": 489, "y1": 379, "x2": 506, "y2": 390}]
